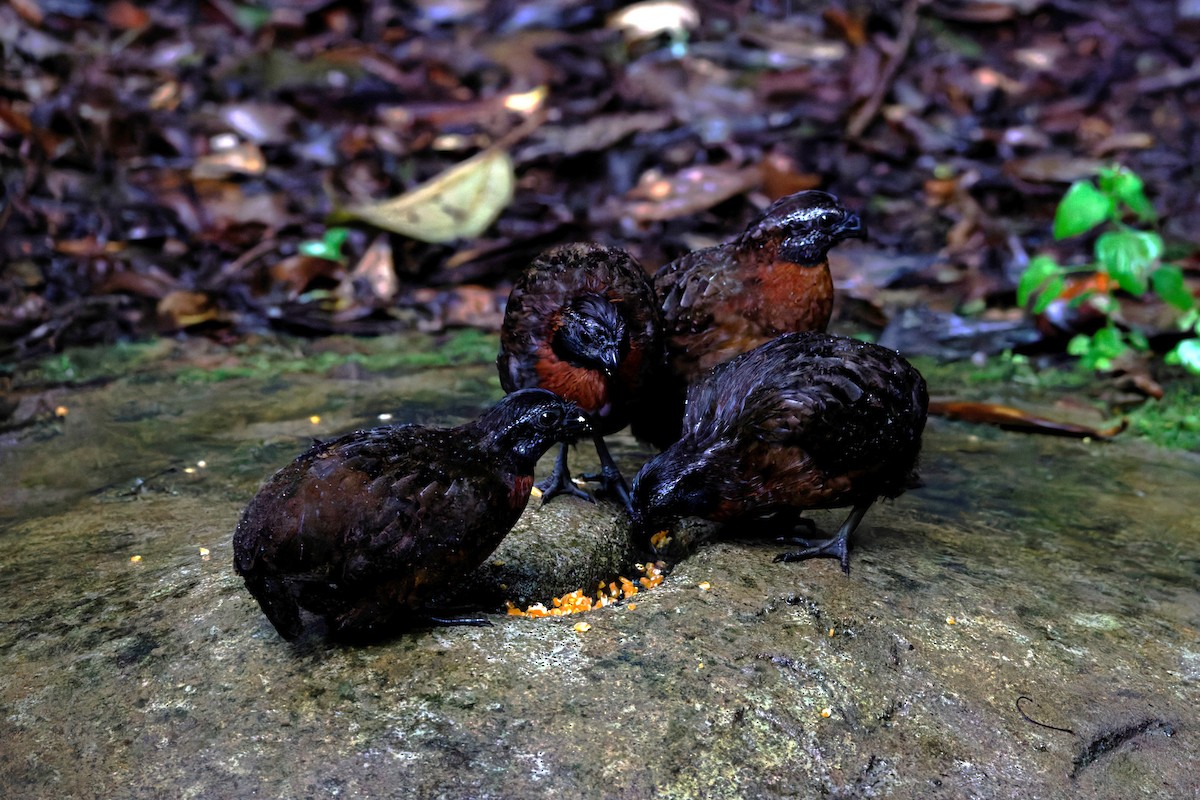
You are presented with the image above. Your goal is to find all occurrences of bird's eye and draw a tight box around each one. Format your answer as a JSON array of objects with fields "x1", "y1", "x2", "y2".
[
  {"x1": 537, "y1": 408, "x2": 563, "y2": 428},
  {"x1": 818, "y1": 211, "x2": 840, "y2": 226}
]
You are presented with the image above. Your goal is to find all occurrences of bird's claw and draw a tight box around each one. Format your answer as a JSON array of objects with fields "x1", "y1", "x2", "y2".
[
  {"x1": 774, "y1": 536, "x2": 851, "y2": 575},
  {"x1": 537, "y1": 442, "x2": 595, "y2": 504},
  {"x1": 536, "y1": 474, "x2": 594, "y2": 504},
  {"x1": 578, "y1": 468, "x2": 633, "y2": 515}
]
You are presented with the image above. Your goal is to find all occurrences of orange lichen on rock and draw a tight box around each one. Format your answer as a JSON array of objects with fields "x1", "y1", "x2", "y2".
[{"x1": 506, "y1": 561, "x2": 666, "y2": 618}]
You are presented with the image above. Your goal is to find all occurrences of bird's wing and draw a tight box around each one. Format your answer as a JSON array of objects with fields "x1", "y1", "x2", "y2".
[
  {"x1": 754, "y1": 348, "x2": 925, "y2": 475},
  {"x1": 687, "y1": 338, "x2": 924, "y2": 475},
  {"x1": 498, "y1": 273, "x2": 561, "y2": 393},
  {"x1": 654, "y1": 247, "x2": 735, "y2": 337}
]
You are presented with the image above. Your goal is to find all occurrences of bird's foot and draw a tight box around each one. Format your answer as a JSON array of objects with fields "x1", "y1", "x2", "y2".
[
  {"x1": 581, "y1": 435, "x2": 635, "y2": 515},
  {"x1": 773, "y1": 502, "x2": 871, "y2": 576},
  {"x1": 773, "y1": 534, "x2": 851, "y2": 575},
  {"x1": 578, "y1": 467, "x2": 633, "y2": 514},
  {"x1": 536, "y1": 472, "x2": 594, "y2": 504},
  {"x1": 536, "y1": 443, "x2": 594, "y2": 504}
]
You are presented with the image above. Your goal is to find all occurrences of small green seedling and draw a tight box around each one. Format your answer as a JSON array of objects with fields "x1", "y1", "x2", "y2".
[
  {"x1": 1018, "y1": 166, "x2": 1198, "y2": 373},
  {"x1": 298, "y1": 227, "x2": 351, "y2": 262}
]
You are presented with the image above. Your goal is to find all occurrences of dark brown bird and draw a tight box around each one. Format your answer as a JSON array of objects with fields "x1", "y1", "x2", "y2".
[
  {"x1": 498, "y1": 243, "x2": 663, "y2": 509},
  {"x1": 233, "y1": 389, "x2": 591, "y2": 641},
  {"x1": 633, "y1": 191, "x2": 865, "y2": 449},
  {"x1": 630, "y1": 332, "x2": 928, "y2": 573}
]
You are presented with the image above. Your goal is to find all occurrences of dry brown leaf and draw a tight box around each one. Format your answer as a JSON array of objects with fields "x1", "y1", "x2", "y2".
[
  {"x1": 760, "y1": 155, "x2": 822, "y2": 200},
  {"x1": 344, "y1": 235, "x2": 398, "y2": 306},
  {"x1": 1090, "y1": 132, "x2": 1155, "y2": 157},
  {"x1": 928, "y1": 401, "x2": 1126, "y2": 439},
  {"x1": 482, "y1": 31, "x2": 569, "y2": 87},
  {"x1": 0, "y1": 103, "x2": 67, "y2": 157},
  {"x1": 194, "y1": 182, "x2": 292, "y2": 230},
  {"x1": 269, "y1": 255, "x2": 345, "y2": 300},
  {"x1": 8, "y1": 0, "x2": 43, "y2": 26},
  {"x1": 1004, "y1": 155, "x2": 1105, "y2": 184},
  {"x1": 95, "y1": 267, "x2": 180, "y2": 299},
  {"x1": 519, "y1": 111, "x2": 674, "y2": 160},
  {"x1": 410, "y1": 285, "x2": 506, "y2": 332},
  {"x1": 343, "y1": 148, "x2": 514, "y2": 243},
  {"x1": 621, "y1": 164, "x2": 762, "y2": 222},
  {"x1": 53, "y1": 238, "x2": 127, "y2": 257},
  {"x1": 822, "y1": 7, "x2": 867, "y2": 46},
  {"x1": 106, "y1": 1, "x2": 150, "y2": 30},
  {"x1": 157, "y1": 290, "x2": 218, "y2": 330},
  {"x1": 191, "y1": 142, "x2": 267, "y2": 179}
]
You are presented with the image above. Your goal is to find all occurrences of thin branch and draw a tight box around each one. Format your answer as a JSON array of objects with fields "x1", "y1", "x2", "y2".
[{"x1": 847, "y1": 0, "x2": 927, "y2": 139}]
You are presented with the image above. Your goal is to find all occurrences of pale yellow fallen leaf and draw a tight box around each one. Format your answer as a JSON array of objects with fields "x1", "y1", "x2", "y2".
[{"x1": 344, "y1": 148, "x2": 514, "y2": 243}]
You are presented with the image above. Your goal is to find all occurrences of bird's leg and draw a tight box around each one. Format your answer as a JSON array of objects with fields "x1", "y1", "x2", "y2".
[
  {"x1": 773, "y1": 501, "x2": 873, "y2": 575},
  {"x1": 585, "y1": 434, "x2": 633, "y2": 514},
  {"x1": 536, "y1": 442, "x2": 593, "y2": 504}
]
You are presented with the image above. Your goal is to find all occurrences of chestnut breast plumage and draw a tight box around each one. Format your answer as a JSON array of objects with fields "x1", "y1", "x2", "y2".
[
  {"x1": 634, "y1": 191, "x2": 866, "y2": 451},
  {"x1": 498, "y1": 243, "x2": 664, "y2": 508}
]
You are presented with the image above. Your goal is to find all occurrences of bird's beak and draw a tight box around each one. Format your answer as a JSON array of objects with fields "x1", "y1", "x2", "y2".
[
  {"x1": 628, "y1": 506, "x2": 661, "y2": 551},
  {"x1": 600, "y1": 349, "x2": 621, "y2": 379},
  {"x1": 568, "y1": 413, "x2": 593, "y2": 439},
  {"x1": 836, "y1": 212, "x2": 866, "y2": 241}
]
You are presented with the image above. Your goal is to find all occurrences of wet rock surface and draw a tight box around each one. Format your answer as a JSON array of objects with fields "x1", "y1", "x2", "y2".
[{"x1": 1, "y1": 354, "x2": 1198, "y2": 798}]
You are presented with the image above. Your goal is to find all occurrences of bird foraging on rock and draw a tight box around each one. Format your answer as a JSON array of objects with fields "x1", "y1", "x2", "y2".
[
  {"x1": 634, "y1": 190, "x2": 865, "y2": 450},
  {"x1": 233, "y1": 389, "x2": 591, "y2": 641},
  {"x1": 498, "y1": 242, "x2": 663, "y2": 510},
  {"x1": 630, "y1": 332, "x2": 928, "y2": 573}
]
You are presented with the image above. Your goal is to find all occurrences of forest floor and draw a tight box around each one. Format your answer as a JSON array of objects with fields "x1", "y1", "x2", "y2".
[{"x1": 3, "y1": 0, "x2": 1200, "y2": 444}]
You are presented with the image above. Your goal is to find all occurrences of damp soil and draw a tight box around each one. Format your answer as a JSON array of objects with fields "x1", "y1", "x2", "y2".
[{"x1": 1, "y1": 337, "x2": 1197, "y2": 799}]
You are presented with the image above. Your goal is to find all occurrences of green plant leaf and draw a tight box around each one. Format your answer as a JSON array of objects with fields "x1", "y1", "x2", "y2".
[
  {"x1": 1091, "y1": 325, "x2": 1128, "y2": 358},
  {"x1": 1100, "y1": 167, "x2": 1156, "y2": 222},
  {"x1": 1054, "y1": 180, "x2": 1112, "y2": 240},
  {"x1": 1066, "y1": 333, "x2": 1091, "y2": 357},
  {"x1": 1166, "y1": 339, "x2": 1200, "y2": 375},
  {"x1": 1069, "y1": 325, "x2": 1133, "y2": 371},
  {"x1": 1031, "y1": 275, "x2": 1065, "y2": 314},
  {"x1": 1095, "y1": 230, "x2": 1161, "y2": 295},
  {"x1": 299, "y1": 227, "x2": 350, "y2": 261},
  {"x1": 1150, "y1": 266, "x2": 1195, "y2": 311},
  {"x1": 1017, "y1": 255, "x2": 1063, "y2": 308}
]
